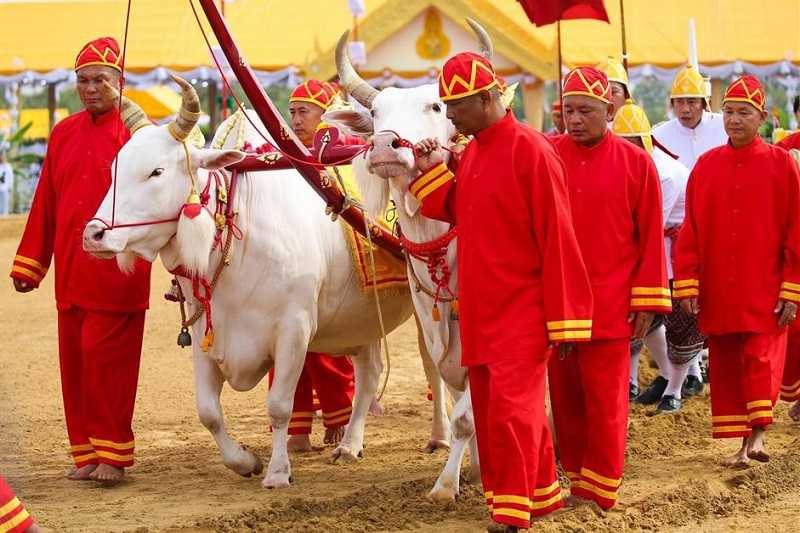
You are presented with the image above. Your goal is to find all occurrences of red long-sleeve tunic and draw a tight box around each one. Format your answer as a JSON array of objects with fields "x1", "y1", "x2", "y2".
[
  {"x1": 673, "y1": 137, "x2": 800, "y2": 334},
  {"x1": 10, "y1": 109, "x2": 150, "y2": 312},
  {"x1": 550, "y1": 131, "x2": 672, "y2": 339},
  {"x1": 409, "y1": 112, "x2": 593, "y2": 366}
]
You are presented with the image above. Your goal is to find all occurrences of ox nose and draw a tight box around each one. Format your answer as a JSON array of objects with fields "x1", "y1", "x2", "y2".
[{"x1": 82, "y1": 220, "x2": 108, "y2": 250}]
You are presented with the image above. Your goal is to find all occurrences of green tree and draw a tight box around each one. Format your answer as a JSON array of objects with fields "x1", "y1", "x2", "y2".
[{"x1": 1, "y1": 123, "x2": 45, "y2": 213}]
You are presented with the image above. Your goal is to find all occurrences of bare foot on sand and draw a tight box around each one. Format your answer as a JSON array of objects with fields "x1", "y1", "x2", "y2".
[
  {"x1": 722, "y1": 438, "x2": 750, "y2": 468},
  {"x1": 65, "y1": 463, "x2": 97, "y2": 480},
  {"x1": 324, "y1": 425, "x2": 344, "y2": 445},
  {"x1": 89, "y1": 463, "x2": 124, "y2": 486},
  {"x1": 287, "y1": 434, "x2": 313, "y2": 452},
  {"x1": 25, "y1": 523, "x2": 44, "y2": 533},
  {"x1": 746, "y1": 426, "x2": 770, "y2": 463},
  {"x1": 789, "y1": 401, "x2": 800, "y2": 422}
]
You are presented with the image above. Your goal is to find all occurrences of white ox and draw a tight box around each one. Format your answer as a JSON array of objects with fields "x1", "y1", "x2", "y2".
[
  {"x1": 320, "y1": 20, "x2": 499, "y2": 500},
  {"x1": 82, "y1": 78, "x2": 423, "y2": 489}
]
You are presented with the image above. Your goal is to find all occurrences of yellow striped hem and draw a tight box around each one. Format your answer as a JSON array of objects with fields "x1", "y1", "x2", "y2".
[
  {"x1": 70, "y1": 443, "x2": 94, "y2": 452},
  {"x1": 782, "y1": 379, "x2": 800, "y2": 391},
  {"x1": 0, "y1": 498, "x2": 21, "y2": 520},
  {"x1": 89, "y1": 438, "x2": 134, "y2": 451},
  {"x1": 631, "y1": 286, "x2": 671, "y2": 297},
  {"x1": 673, "y1": 288, "x2": 699, "y2": 298},
  {"x1": 531, "y1": 492, "x2": 562, "y2": 510},
  {"x1": 747, "y1": 409, "x2": 773, "y2": 421},
  {"x1": 289, "y1": 411, "x2": 314, "y2": 418},
  {"x1": 782, "y1": 281, "x2": 800, "y2": 292},
  {"x1": 14, "y1": 255, "x2": 45, "y2": 273},
  {"x1": 713, "y1": 425, "x2": 749, "y2": 433},
  {"x1": 747, "y1": 400, "x2": 773, "y2": 409},
  {"x1": 493, "y1": 507, "x2": 530, "y2": 520},
  {"x1": 573, "y1": 480, "x2": 618, "y2": 500},
  {"x1": 779, "y1": 291, "x2": 800, "y2": 303},
  {"x1": 565, "y1": 471, "x2": 580, "y2": 480},
  {"x1": 673, "y1": 279, "x2": 699, "y2": 289},
  {"x1": 416, "y1": 173, "x2": 454, "y2": 202},
  {"x1": 323, "y1": 407, "x2": 352, "y2": 419},
  {"x1": 533, "y1": 480, "x2": 560, "y2": 496},
  {"x1": 580, "y1": 467, "x2": 622, "y2": 488},
  {"x1": 409, "y1": 163, "x2": 448, "y2": 195},
  {"x1": 11, "y1": 265, "x2": 42, "y2": 282},
  {"x1": 95, "y1": 450, "x2": 134, "y2": 462},
  {"x1": 549, "y1": 330, "x2": 591, "y2": 341},
  {"x1": 324, "y1": 414, "x2": 350, "y2": 426},
  {"x1": 546, "y1": 319, "x2": 592, "y2": 330},
  {"x1": 493, "y1": 494, "x2": 531, "y2": 506},
  {"x1": 0, "y1": 508, "x2": 30, "y2": 533},
  {"x1": 288, "y1": 421, "x2": 313, "y2": 429},
  {"x1": 631, "y1": 297, "x2": 672, "y2": 308},
  {"x1": 484, "y1": 491, "x2": 494, "y2": 499},
  {"x1": 712, "y1": 415, "x2": 748, "y2": 423}
]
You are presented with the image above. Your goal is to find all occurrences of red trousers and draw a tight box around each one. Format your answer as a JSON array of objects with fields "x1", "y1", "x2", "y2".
[
  {"x1": 548, "y1": 338, "x2": 629, "y2": 510},
  {"x1": 781, "y1": 327, "x2": 800, "y2": 402},
  {"x1": 708, "y1": 331, "x2": 787, "y2": 438},
  {"x1": 0, "y1": 476, "x2": 34, "y2": 533},
  {"x1": 58, "y1": 307, "x2": 145, "y2": 468},
  {"x1": 470, "y1": 354, "x2": 563, "y2": 529},
  {"x1": 269, "y1": 353, "x2": 354, "y2": 435}
]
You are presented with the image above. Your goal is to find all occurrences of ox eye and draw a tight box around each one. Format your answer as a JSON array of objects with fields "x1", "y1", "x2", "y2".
[
  {"x1": 431, "y1": 103, "x2": 442, "y2": 113},
  {"x1": 149, "y1": 168, "x2": 165, "y2": 178}
]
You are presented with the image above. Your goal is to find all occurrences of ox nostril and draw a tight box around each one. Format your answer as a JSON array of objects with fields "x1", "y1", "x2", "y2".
[
  {"x1": 92, "y1": 229, "x2": 106, "y2": 242},
  {"x1": 391, "y1": 139, "x2": 401, "y2": 149}
]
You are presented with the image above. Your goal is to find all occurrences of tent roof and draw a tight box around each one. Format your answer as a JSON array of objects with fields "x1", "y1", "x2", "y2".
[{"x1": 1, "y1": 0, "x2": 798, "y2": 78}]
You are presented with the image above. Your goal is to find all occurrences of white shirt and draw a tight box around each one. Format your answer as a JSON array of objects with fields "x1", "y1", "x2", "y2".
[
  {"x1": 652, "y1": 111, "x2": 728, "y2": 170},
  {"x1": 652, "y1": 148, "x2": 690, "y2": 279}
]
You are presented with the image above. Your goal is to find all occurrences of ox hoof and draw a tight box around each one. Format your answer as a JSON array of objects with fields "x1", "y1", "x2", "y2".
[
  {"x1": 262, "y1": 472, "x2": 292, "y2": 489},
  {"x1": 423, "y1": 440, "x2": 450, "y2": 454},
  {"x1": 428, "y1": 484, "x2": 458, "y2": 502},
  {"x1": 331, "y1": 446, "x2": 362, "y2": 464}
]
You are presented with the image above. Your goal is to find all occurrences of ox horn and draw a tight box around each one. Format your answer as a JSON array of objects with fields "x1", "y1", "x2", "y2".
[
  {"x1": 102, "y1": 81, "x2": 151, "y2": 134},
  {"x1": 466, "y1": 18, "x2": 493, "y2": 60},
  {"x1": 168, "y1": 75, "x2": 202, "y2": 142},
  {"x1": 335, "y1": 30, "x2": 379, "y2": 109}
]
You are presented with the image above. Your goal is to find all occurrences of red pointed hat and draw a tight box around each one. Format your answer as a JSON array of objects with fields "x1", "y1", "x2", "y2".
[
  {"x1": 723, "y1": 75, "x2": 765, "y2": 112},
  {"x1": 74, "y1": 37, "x2": 123, "y2": 72},
  {"x1": 562, "y1": 66, "x2": 611, "y2": 104},
  {"x1": 289, "y1": 80, "x2": 337, "y2": 110},
  {"x1": 438, "y1": 52, "x2": 498, "y2": 102}
]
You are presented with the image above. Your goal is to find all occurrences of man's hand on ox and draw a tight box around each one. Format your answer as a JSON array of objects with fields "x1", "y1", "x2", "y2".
[
  {"x1": 414, "y1": 138, "x2": 446, "y2": 173},
  {"x1": 628, "y1": 311, "x2": 655, "y2": 340},
  {"x1": 775, "y1": 300, "x2": 798, "y2": 328},
  {"x1": 680, "y1": 297, "x2": 700, "y2": 316},
  {"x1": 13, "y1": 278, "x2": 34, "y2": 293}
]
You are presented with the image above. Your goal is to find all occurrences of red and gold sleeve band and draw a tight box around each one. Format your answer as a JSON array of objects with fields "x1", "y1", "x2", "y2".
[
  {"x1": 9, "y1": 255, "x2": 47, "y2": 287},
  {"x1": 546, "y1": 319, "x2": 592, "y2": 343},
  {"x1": 672, "y1": 278, "x2": 699, "y2": 299},
  {"x1": 779, "y1": 281, "x2": 800, "y2": 303},
  {"x1": 630, "y1": 286, "x2": 672, "y2": 312},
  {"x1": 408, "y1": 162, "x2": 454, "y2": 203}
]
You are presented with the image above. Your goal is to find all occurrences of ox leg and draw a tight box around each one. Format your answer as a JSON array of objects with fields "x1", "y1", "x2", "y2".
[
  {"x1": 332, "y1": 342, "x2": 382, "y2": 464},
  {"x1": 263, "y1": 335, "x2": 307, "y2": 489},
  {"x1": 417, "y1": 315, "x2": 451, "y2": 453},
  {"x1": 429, "y1": 386, "x2": 476, "y2": 501},
  {"x1": 194, "y1": 349, "x2": 263, "y2": 477}
]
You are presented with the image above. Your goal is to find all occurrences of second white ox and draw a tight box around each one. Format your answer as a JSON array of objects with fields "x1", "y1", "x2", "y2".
[
  {"x1": 321, "y1": 19, "x2": 499, "y2": 500},
  {"x1": 82, "y1": 78, "x2": 417, "y2": 489}
]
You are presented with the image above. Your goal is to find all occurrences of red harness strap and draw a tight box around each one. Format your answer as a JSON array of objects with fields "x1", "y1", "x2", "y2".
[{"x1": 399, "y1": 226, "x2": 458, "y2": 321}]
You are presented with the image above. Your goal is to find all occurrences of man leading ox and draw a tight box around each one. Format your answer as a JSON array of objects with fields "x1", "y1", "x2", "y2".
[{"x1": 410, "y1": 51, "x2": 593, "y2": 532}]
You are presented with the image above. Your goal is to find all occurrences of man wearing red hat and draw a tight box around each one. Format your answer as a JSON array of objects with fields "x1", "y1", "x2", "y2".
[
  {"x1": 268, "y1": 80, "x2": 357, "y2": 450},
  {"x1": 410, "y1": 51, "x2": 593, "y2": 532},
  {"x1": 9, "y1": 37, "x2": 151, "y2": 485},
  {"x1": 549, "y1": 66, "x2": 671, "y2": 509},
  {"x1": 674, "y1": 75, "x2": 800, "y2": 467},
  {"x1": 547, "y1": 100, "x2": 565, "y2": 136}
]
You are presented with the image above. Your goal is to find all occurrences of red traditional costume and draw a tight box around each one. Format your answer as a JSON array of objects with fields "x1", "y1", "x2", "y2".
[
  {"x1": 410, "y1": 52, "x2": 593, "y2": 529},
  {"x1": 674, "y1": 75, "x2": 800, "y2": 437},
  {"x1": 0, "y1": 476, "x2": 34, "y2": 533},
  {"x1": 9, "y1": 38, "x2": 150, "y2": 469},
  {"x1": 266, "y1": 80, "x2": 355, "y2": 435},
  {"x1": 549, "y1": 67, "x2": 671, "y2": 509}
]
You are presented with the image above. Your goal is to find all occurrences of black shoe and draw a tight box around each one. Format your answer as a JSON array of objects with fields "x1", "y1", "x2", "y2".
[
  {"x1": 656, "y1": 395, "x2": 683, "y2": 413},
  {"x1": 682, "y1": 375, "x2": 704, "y2": 397},
  {"x1": 635, "y1": 375, "x2": 668, "y2": 405},
  {"x1": 629, "y1": 382, "x2": 640, "y2": 401}
]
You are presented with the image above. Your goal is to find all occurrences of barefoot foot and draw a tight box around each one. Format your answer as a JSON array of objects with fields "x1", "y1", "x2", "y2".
[
  {"x1": 789, "y1": 401, "x2": 800, "y2": 422},
  {"x1": 287, "y1": 434, "x2": 312, "y2": 453},
  {"x1": 89, "y1": 463, "x2": 124, "y2": 486},
  {"x1": 323, "y1": 426, "x2": 345, "y2": 446},
  {"x1": 746, "y1": 427, "x2": 770, "y2": 463},
  {"x1": 65, "y1": 463, "x2": 97, "y2": 480},
  {"x1": 722, "y1": 439, "x2": 750, "y2": 468}
]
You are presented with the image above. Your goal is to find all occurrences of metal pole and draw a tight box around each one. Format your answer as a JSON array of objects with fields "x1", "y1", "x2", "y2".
[
  {"x1": 619, "y1": 0, "x2": 628, "y2": 71},
  {"x1": 557, "y1": 20, "x2": 563, "y2": 100}
]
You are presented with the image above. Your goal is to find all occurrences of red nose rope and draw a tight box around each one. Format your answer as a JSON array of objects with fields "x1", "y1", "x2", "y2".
[{"x1": 399, "y1": 226, "x2": 458, "y2": 322}]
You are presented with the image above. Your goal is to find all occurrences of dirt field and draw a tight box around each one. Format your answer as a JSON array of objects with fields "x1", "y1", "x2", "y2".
[{"x1": 1, "y1": 214, "x2": 799, "y2": 532}]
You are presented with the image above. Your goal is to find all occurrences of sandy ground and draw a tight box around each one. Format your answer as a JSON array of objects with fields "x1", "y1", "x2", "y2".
[{"x1": 1, "y1": 214, "x2": 800, "y2": 532}]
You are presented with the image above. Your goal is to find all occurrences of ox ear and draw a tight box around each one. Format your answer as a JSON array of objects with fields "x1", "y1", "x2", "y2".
[
  {"x1": 322, "y1": 110, "x2": 374, "y2": 138},
  {"x1": 191, "y1": 148, "x2": 246, "y2": 171}
]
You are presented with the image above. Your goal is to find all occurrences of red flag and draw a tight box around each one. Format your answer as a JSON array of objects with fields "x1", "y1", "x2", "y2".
[{"x1": 517, "y1": 0, "x2": 609, "y2": 26}]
